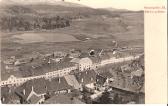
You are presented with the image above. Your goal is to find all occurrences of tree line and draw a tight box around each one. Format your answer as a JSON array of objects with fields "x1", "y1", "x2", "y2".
[{"x1": 0, "y1": 15, "x2": 71, "y2": 32}]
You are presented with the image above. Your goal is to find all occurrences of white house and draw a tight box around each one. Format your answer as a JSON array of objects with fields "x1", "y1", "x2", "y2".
[{"x1": 78, "y1": 57, "x2": 93, "y2": 71}]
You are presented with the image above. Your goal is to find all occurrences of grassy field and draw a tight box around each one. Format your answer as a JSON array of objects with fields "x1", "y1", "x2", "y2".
[{"x1": 0, "y1": 2, "x2": 144, "y2": 60}]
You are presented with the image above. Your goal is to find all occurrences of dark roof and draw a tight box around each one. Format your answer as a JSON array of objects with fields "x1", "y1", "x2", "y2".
[
  {"x1": 79, "y1": 52, "x2": 89, "y2": 58},
  {"x1": 18, "y1": 58, "x2": 76, "y2": 77},
  {"x1": 44, "y1": 94, "x2": 84, "y2": 104},
  {"x1": 15, "y1": 77, "x2": 73, "y2": 100},
  {"x1": 1, "y1": 86, "x2": 20, "y2": 104},
  {"x1": 75, "y1": 70, "x2": 97, "y2": 85},
  {"x1": 15, "y1": 78, "x2": 47, "y2": 100},
  {"x1": 46, "y1": 77, "x2": 73, "y2": 92},
  {"x1": 98, "y1": 71, "x2": 113, "y2": 78},
  {"x1": 96, "y1": 75, "x2": 107, "y2": 86}
]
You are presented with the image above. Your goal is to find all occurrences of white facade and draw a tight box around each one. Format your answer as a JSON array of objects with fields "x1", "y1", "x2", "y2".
[
  {"x1": 0, "y1": 54, "x2": 143, "y2": 86},
  {"x1": 79, "y1": 57, "x2": 93, "y2": 71},
  {"x1": 0, "y1": 66, "x2": 78, "y2": 86}
]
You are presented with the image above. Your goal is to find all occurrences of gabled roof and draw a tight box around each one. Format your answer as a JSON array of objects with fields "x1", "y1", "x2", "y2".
[
  {"x1": 18, "y1": 58, "x2": 76, "y2": 77},
  {"x1": 15, "y1": 77, "x2": 73, "y2": 101},
  {"x1": 70, "y1": 58, "x2": 80, "y2": 63},
  {"x1": 89, "y1": 56, "x2": 101, "y2": 64},
  {"x1": 79, "y1": 52, "x2": 89, "y2": 58},
  {"x1": 44, "y1": 94, "x2": 72, "y2": 104},
  {"x1": 99, "y1": 53, "x2": 110, "y2": 61},
  {"x1": 44, "y1": 94, "x2": 84, "y2": 104},
  {"x1": 98, "y1": 71, "x2": 113, "y2": 78},
  {"x1": 15, "y1": 78, "x2": 47, "y2": 100},
  {"x1": 96, "y1": 75, "x2": 107, "y2": 86},
  {"x1": 1, "y1": 86, "x2": 20, "y2": 104},
  {"x1": 75, "y1": 70, "x2": 97, "y2": 85},
  {"x1": 46, "y1": 77, "x2": 73, "y2": 92},
  {"x1": 28, "y1": 94, "x2": 42, "y2": 104}
]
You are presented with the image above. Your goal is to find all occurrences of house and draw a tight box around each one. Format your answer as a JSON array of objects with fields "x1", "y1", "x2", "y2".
[
  {"x1": 46, "y1": 77, "x2": 73, "y2": 95},
  {"x1": 14, "y1": 58, "x2": 31, "y2": 66},
  {"x1": 69, "y1": 49, "x2": 81, "y2": 58},
  {"x1": 78, "y1": 57, "x2": 93, "y2": 71},
  {"x1": 54, "y1": 51, "x2": 67, "y2": 58},
  {"x1": 71, "y1": 57, "x2": 93, "y2": 71},
  {"x1": 131, "y1": 69, "x2": 144, "y2": 79},
  {"x1": 96, "y1": 71, "x2": 114, "y2": 91},
  {"x1": 28, "y1": 94, "x2": 44, "y2": 104},
  {"x1": 15, "y1": 78, "x2": 47, "y2": 104},
  {"x1": 1, "y1": 86, "x2": 20, "y2": 104},
  {"x1": 120, "y1": 64, "x2": 132, "y2": 72},
  {"x1": 75, "y1": 70, "x2": 97, "y2": 91},
  {"x1": 3, "y1": 58, "x2": 15, "y2": 65},
  {"x1": 44, "y1": 94, "x2": 85, "y2": 104},
  {"x1": 15, "y1": 77, "x2": 74, "y2": 104}
]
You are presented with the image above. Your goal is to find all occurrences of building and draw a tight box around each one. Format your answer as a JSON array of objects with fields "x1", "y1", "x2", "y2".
[
  {"x1": 54, "y1": 51, "x2": 67, "y2": 58},
  {"x1": 75, "y1": 70, "x2": 97, "y2": 90},
  {"x1": 96, "y1": 71, "x2": 114, "y2": 91},
  {"x1": 46, "y1": 77, "x2": 73, "y2": 95},
  {"x1": 44, "y1": 94, "x2": 85, "y2": 104},
  {"x1": 15, "y1": 77, "x2": 74, "y2": 104},
  {"x1": 78, "y1": 57, "x2": 93, "y2": 71},
  {"x1": 15, "y1": 78, "x2": 47, "y2": 104},
  {"x1": 1, "y1": 86, "x2": 20, "y2": 104}
]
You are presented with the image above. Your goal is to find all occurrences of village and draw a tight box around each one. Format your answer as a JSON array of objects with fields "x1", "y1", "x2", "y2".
[{"x1": 0, "y1": 46, "x2": 144, "y2": 104}]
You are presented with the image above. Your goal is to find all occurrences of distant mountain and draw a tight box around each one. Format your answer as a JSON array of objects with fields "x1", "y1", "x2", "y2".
[
  {"x1": 1, "y1": 0, "x2": 86, "y2": 7},
  {"x1": 0, "y1": 0, "x2": 121, "y2": 18}
]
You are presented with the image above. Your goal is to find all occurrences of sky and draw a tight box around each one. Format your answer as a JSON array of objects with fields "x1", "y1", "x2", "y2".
[
  {"x1": 0, "y1": 0, "x2": 167, "y2": 11},
  {"x1": 65, "y1": 0, "x2": 166, "y2": 10}
]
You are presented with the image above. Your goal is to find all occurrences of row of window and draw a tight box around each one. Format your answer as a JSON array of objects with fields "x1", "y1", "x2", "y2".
[{"x1": 1, "y1": 66, "x2": 77, "y2": 86}]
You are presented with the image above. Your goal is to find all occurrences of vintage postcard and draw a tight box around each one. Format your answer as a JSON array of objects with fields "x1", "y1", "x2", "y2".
[{"x1": 0, "y1": 0, "x2": 167, "y2": 104}]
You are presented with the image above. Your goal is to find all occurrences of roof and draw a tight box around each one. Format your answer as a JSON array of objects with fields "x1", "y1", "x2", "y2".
[
  {"x1": 70, "y1": 58, "x2": 80, "y2": 63},
  {"x1": 28, "y1": 94, "x2": 42, "y2": 104},
  {"x1": 89, "y1": 56, "x2": 101, "y2": 64},
  {"x1": 44, "y1": 94, "x2": 72, "y2": 104},
  {"x1": 18, "y1": 58, "x2": 76, "y2": 77},
  {"x1": 1, "y1": 62, "x2": 23, "y2": 80},
  {"x1": 15, "y1": 77, "x2": 73, "y2": 100},
  {"x1": 131, "y1": 70, "x2": 143, "y2": 77},
  {"x1": 15, "y1": 78, "x2": 47, "y2": 100},
  {"x1": 44, "y1": 94, "x2": 84, "y2": 104},
  {"x1": 1, "y1": 86, "x2": 20, "y2": 104},
  {"x1": 99, "y1": 53, "x2": 110, "y2": 61},
  {"x1": 46, "y1": 77, "x2": 73, "y2": 92},
  {"x1": 98, "y1": 71, "x2": 113, "y2": 78},
  {"x1": 79, "y1": 52, "x2": 89, "y2": 58},
  {"x1": 75, "y1": 70, "x2": 97, "y2": 85},
  {"x1": 96, "y1": 75, "x2": 107, "y2": 86}
]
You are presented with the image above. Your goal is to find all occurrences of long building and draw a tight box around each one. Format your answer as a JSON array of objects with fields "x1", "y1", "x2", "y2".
[{"x1": 0, "y1": 54, "x2": 143, "y2": 86}]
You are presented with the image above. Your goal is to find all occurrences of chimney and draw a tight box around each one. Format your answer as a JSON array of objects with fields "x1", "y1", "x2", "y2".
[
  {"x1": 91, "y1": 77, "x2": 93, "y2": 81},
  {"x1": 48, "y1": 59, "x2": 51, "y2": 64},
  {"x1": 81, "y1": 78, "x2": 83, "y2": 83},
  {"x1": 58, "y1": 78, "x2": 61, "y2": 83},
  {"x1": 2, "y1": 97, "x2": 5, "y2": 102},
  {"x1": 9, "y1": 89, "x2": 11, "y2": 93},
  {"x1": 31, "y1": 86, "x2": 34, "y2": 92},
  {"x1": 23, "y1": 89, "x2": 26, "y2": 95},
  {"x1": 45, "y1": 86, "x2": 47, "y2": 90}
]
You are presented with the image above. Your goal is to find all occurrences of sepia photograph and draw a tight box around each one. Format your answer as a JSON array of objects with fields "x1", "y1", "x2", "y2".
[{"x1": 0, "y1": 0, "x2": 145, "y2": 104}]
